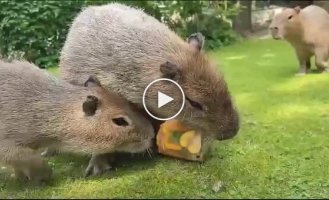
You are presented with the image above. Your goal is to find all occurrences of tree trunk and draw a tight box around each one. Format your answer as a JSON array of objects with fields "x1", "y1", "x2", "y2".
[{"x1": 233, "y1": 0, "x2": 253, "y2": 36}]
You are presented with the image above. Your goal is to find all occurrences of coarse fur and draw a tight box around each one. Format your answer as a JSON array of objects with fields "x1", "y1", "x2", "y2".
[
  {"x1": 0, "y1": 60, "x2": 154, "y2": 183},
  {"x1": 270, "y1": 5, "x2": 329, "y2": 75}
]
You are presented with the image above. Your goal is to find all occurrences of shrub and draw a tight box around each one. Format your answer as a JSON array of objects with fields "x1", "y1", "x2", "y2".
[
  {"x1": 0, "y1": 0, "x2": 84, "y2": 68},
  {"x1": 0, "y1": 0, "x2": 240, "y2": 68},
  {"x1": 157, "y1": 1, "x2": 241, "y2": 49}
]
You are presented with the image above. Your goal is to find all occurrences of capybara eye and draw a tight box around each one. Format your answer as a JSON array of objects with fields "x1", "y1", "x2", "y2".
[
  {"x1": 112, "y1": 117, "x2": 130, "y2": 126},
  {"x1": 288, "y1": 15, "x2": 293, "y2": 20},
  {"x1": 186, "y1": 97, "x2": 203, "y2": 111}
]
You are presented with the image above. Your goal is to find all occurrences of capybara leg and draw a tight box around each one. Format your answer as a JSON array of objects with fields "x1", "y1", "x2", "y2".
[
  {"x1": 315, "y1": 49, "x2": 329, "y2": 73},
  {"x1": 297, "y1": 58, "x2": 312, "y2": 75},
  {"x1": 41, "y1": 147, "x2": 58, "y2": 157},
  {"x1": 306, "y1": 59, "x2": 311, "y2": 71},
  {"x1": 1, "y1": 142, "x2": 52, "y2": 184},
  {"x1": 85, "y1": 153, "x2": 115, "y2": 177},
  {"x1": 295, "y1": 51, "x2": 311, "y2": 76}
]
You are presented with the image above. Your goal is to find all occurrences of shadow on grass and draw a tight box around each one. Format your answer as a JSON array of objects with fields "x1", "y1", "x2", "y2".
[
  {"x1": 0, "y1": 151, "x2": 158, "y2": 194},
  {"x1": 49, "y1": 147, "x2": 235, "y2": 198}
]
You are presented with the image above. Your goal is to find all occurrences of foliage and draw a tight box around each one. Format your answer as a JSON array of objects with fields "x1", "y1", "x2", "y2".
[
  {"x1": 0, "y1": 0, "x2": 84, "y2": 68},
  {"x1": 157, "y1": 1, "x2": 241, "y2": 49},
  {"x1": 0, "y1": 0, "x2": 240, "y2": 68}
]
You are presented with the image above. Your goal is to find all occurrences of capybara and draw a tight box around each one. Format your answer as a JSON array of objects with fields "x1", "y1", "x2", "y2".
[
  {"x1": 270, "y1": 5, "x2": 329, "y2": 75},
  {"x1": 0, "y1": 60, "x2": 154, "y2": 183},
  {"x1": 60, "y1": 3, "x2": 240, "y2": 142}
]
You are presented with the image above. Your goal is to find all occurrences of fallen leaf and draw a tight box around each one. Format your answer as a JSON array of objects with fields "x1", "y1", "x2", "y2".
[{"x1": 212, "y1": 181, "x2": 225, "y2": 193}]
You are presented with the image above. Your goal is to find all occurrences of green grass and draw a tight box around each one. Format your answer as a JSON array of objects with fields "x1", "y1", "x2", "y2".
[
  {"x1": 47, "y1": 66, "x2": 59, "y2": 76},
  {"x1": 1, "y1": 39, "x2": 328, "y2": 198}
]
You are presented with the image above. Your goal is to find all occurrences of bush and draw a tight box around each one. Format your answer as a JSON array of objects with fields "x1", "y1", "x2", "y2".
[
  {"x1": 0, "y1": 0, "x2": 240, "y2": 68},
  {"x1": 157, "y1": 1, "x2": 241, "y2": 49},
  {"x1": 0, "y1": 1, "x2": 85, "y2": 68}
]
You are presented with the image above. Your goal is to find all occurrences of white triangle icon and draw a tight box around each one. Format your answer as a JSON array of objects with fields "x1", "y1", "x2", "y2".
[{"x1": 158, "y1": 91, "x2": 174, "y2": 108}]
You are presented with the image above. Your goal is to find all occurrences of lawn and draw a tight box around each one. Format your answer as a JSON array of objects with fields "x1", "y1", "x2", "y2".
[{"x1": 0, "y1": 39, "x2": 328, "y2": 198}]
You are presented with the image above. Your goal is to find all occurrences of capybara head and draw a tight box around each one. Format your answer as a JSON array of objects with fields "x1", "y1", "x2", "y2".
[
  {"x1": 77, "y1": 76, "x2": 154, "y2": 154},
  {"x1": 146, "y1": 34, "x2": 240, "y2": 145},
  {"x1": 269, "y1": 6, "x2": 303, "y2": 40}
]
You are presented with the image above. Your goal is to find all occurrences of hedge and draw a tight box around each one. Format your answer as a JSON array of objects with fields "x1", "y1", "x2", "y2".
[{"x1": 0, "y1": 0, "x2": 241, "y2": 68}]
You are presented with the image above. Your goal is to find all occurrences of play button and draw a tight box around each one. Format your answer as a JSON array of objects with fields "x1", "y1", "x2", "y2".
[
  {"x1": 143, "y1": 78, "x2": 185, "y2": 121},
  {"x1": 158, "y1": 91, "x2": 174, "y2": 108}
]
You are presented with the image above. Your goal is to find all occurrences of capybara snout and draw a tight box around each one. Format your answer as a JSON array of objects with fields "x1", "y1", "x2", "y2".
[
  {"x1": 218, "y1": 108, "x2": 240, "y2": 140},
  {"x1": 269, "y1": 26, "x2": 281, "y2": 40}
]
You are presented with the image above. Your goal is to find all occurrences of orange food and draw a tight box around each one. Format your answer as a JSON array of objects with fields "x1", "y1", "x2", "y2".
[
  {"x1": 157, "y1": 120, "x2": 204, "y2": 161},
  {"x1": 158, "y1": 120, "x2": 188, "y2": 151},
  {"x1": 187, "y1": 133, "x2": 202, "y2": 154},
  {"x1": 161, "y1": 120, "x2": 190, "y2": 133},
  {"x1": 164, "y1": 142, "x2": 182, "y2": 151},
  {"x1": 180, "y1": 130, "x2": 196, "y2": 148}
]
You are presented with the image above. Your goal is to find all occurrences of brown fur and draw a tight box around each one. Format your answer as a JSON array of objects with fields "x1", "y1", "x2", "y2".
[
  {"x1": 59, "y1": 3, "x2": 240, "y2": 150},
  {"x1": 270, "y1": 5, "x2": 329, "y2": 75},
  {"x1": 0, "y1": 60, "x2": 154, "y2": 183}
]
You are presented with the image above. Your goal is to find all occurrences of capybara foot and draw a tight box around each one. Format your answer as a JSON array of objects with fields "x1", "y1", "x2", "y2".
[
  {"x1": 85, "y1": 154, "x2": 114, "y2": 177},
  {"x1": 321, "y1": 68, "x2": 329, "y2": 73},
  {"x1": 14, "y1": 161, "x2": 52, "y2": 184},
  {"x1": 295, "y1": 72, "x2": 306, "y2": 76},
  {"x1": 296, "y1": 67, "x2": 309, "y2": 76},
  {"x1": 40, "y1": 148, "x2": 58, "y2": 157}
]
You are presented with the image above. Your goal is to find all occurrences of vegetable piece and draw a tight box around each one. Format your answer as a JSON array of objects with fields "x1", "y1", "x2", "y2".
[
  {"x1": 164, "y1": 142, "x2": 182, "y2": 151},
  {"x1": 162, "y1": 120, "x2": 189, "y2": 133},
  {"x1": 187, "y1": 133, "x2": 202, "y2": 154},
  {"x1": 170, "y1": 131, "x2": 181, "y2": 144},
  {"x1": 180, "y1": 130, "x2": 196, "y2": 148}
]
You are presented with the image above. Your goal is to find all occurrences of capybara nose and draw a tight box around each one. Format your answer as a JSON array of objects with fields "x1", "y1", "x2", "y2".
[
  {"x1": 270, "y1": 26, "x2": 278, "y2": 30},
  {"x1": 218, "y1": 110, "x2": 240, "y2": 141}
]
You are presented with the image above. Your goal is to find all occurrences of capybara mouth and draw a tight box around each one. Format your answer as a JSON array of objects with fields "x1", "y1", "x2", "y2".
[
  {"x1": 271, "y1": 34, "x2": 282, "y2": 40},
  {"x1": 116, "y1": 139, "x2": 152, "y2": 153}
]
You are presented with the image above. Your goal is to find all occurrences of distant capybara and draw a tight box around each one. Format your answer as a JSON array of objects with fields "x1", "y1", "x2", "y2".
[
  {"x1": 270, "y1": 5, "x2": 329, "y2": 75},
  {"x1": 59, "y1": 3, "x2": 240, "y2": 148},
  {"x1": 0, "y1": 60, "x2": 154, "y2": 183}
]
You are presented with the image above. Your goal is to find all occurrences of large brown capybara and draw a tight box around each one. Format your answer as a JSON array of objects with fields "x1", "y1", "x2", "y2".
[
  {"x1": 59, "y1": 3, "x2": 240, "y2": 173},
  {"x1": 0, "y1": 60, "x2": 154, "y2": 183},
  {"x1": 270, "y1": 5, "x2": 329, "y2": 75}
]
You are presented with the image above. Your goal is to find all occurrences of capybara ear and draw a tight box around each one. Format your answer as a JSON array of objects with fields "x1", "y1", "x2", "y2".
[
  {"x1": 82, "y1": 95, "x2": 99, "y2": 116},
  {"x1": 187, "y1": 32, "x2": 205, "y2": 51},
  {"x1": 84, "y1": 75, "x2": 101, "y2": 87},
  {"x1": 294, "y1": 6, "x2": 301, "y2": 14},
  {"x1": 160, "y1": 61, "x2": 181, "y2": 81}
]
